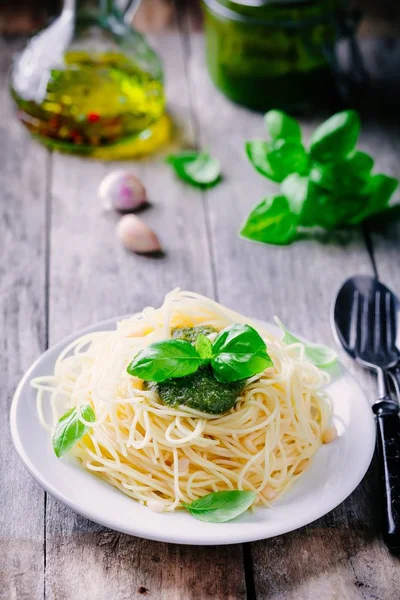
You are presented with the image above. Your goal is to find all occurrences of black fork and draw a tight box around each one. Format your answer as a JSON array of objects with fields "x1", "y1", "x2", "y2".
[{"x1": 350, "y1": 287, "x2": 400, "y2": 552}]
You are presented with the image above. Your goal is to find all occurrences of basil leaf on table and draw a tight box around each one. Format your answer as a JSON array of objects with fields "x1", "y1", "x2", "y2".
[
  {"x1": 313, "y1": 191, "x2": 368, "y2": 230},
  {"x1": 211, "y1": 324, "x2": 273, "y2": 383},
  {"x1": 346, "y1": 151, "x2": 374, "y2": 176},
  {"x1": 310, "y1": 152, "x2": 373, "y2": 194},
  {"x1": 127, "y1": 340, "x2": 203, "y2": 382},
  {"x1": 245, "y1": 141, "x2": 277, "y2": 181},
  {"x1": 240, "y1": 195, "x2": 298, "y2": 245},
  {"x1": 281, "y1": 173, "x2": 317, "y2": 215},
  {"x1": 310, "y1": 110, "x2": 361, "y2": 162},
  {"x1": 245, "y1": 140, "x2": 307, "y2": 183},
  {"x1": 283, "y1": 172, "x2": 367, "y2": 229},
  {"x1": 274, "y1": 317, "x2": 337, "y2": 368},
  {"x1": 281, "y1": 173, "x2": 330, "y2": 228},
  {"x1": 194, "y1": 333, "x2": 213, "y2": 361},
  {"x1": 183, "y1": 490, "x2": 257, "y2": 523},
  {"x1": 349, "y1": 173, "x2": 398, "y2": 224},
  {"x1": 166, "y1": 151, "x2": 221, "y2": 188},
  {"x1": 52, "y1": 405, "x2": 95, "y2": 458},
  {"x1": 264, "y1": 109, "x2": 301, "y2": 143}
]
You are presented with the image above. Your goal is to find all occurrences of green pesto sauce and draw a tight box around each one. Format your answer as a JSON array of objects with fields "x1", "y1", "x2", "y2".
[
  {"x1": 172, "y1": 325, "x2": 217, "y2": 343},
  {"x1": 148, "y1": 325, "x2": 245, "y2": 414},
  {"x1": 147, "y1": 366, "x2": 245, "y2": 415}
]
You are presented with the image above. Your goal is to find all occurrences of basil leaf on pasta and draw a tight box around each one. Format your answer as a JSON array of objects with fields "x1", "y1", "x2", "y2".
[
  {"x1": 52, "y1": 405, "x2": 95, "y2": 458},
  {"x1": 274, "y1": 317, "x2": 337, "y2": 368},
  {"x1": 211, "y1": 324, "x2": 273, "y2": 383},
  {"x1": 194, "y1": 333, "x2": 213, "y2": 360},
  {"x1": 183, "y1": 490, "x2": 257, "y2": 523},
  {"x1": 127, "y1": 340, "x2": 203, "y2": 382}
]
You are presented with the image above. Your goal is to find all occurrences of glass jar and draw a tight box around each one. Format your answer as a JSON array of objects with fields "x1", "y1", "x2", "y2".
[
  {"x1": 10, "y1": 0, "x2": 171, "y2": 159},
  {"x1": 202, "y1": 0, "x2": 359, "y2": 112}
]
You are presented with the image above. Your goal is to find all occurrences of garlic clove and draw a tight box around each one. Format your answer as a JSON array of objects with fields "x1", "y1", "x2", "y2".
[
  {"x1": 99, "y1": 170, "x2": 147, "y2": 213},
  {"x1": 117, "y1": 214, "x2": 162, "y2": 255}
]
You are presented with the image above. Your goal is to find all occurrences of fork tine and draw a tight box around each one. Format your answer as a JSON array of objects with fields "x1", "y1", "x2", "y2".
[
  {"x1": 374, "y1": 289, "x2": 382, "y2": 355},
  {"x1": 348, "y1": 289, "x2": 359, "y2": 352},
  {"x1": 354, "y1": 290, "x2": 366, "y2": 355},
  {"x1": 386, "y1": 291, "x2": 395, "y2": 352},
  {"x1": 361, "y1": 291, "x2": 371, "y2": 354}
]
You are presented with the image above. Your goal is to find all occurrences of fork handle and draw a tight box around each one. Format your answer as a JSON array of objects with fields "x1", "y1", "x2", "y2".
[{"x1": 373, "y1": 398, "x2": 400, "y2": 553}]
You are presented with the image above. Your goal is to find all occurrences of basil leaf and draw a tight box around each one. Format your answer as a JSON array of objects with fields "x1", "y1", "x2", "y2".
[
  {"x1": 245, "y1": 140, "x2": 307, "y2": 183},
  {"x1": 211, "y1": 324, "x2": 273, "y2": 383},
  {"x1": 310, "y1": 110, "x2": 361, "y2": 162},
  {"x1": 299, "y1": 187, "x2": 368, "y2": 229},
  {"x1": 264, "y1": 110, "x2": 301, "y2": 143},
  {"x1": 349, "y1": 173, "x2": 398, "y2": 224},
  {"x1": 52, "y1": 405, "x2": 95, "y2": 458},
  {"x1": 245, "y1": 141, "x2": 277, "y2": 180},
  {"x1": 310, "y1": 152, "x2": 373, "y2": 195},
  {"x1": 183, "y1": 490, "x2": 257, "y2": 523},
  {"x1": 281, "y1": 173, "x2": 317, "y2": 216},
  {"x1": 194, "y1": 333, "x2": 213, "y2": 360},
  {"x1": 274, "y1": 317, "x2": 337, "y2": 368},
  {"x1": 166, "y1": 151, "x2": 221, "y2": 188},
  {"x1": 346, "y1": 151, "x2": 374, "y2": 176},
  {"x1": 240, "y1": 195, "x2": 298, "y2": 246},
  {"x1": 269, "y1": 140, "x2": 308, "y2": 182},
  {"x1": 127, "y1": 340, "x2": 203, "y2": 382}
]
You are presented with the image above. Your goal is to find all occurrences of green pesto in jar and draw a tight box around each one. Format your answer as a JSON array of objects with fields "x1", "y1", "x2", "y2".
[
  {"x1": 146, "y1": 325, "x2": 246, "y2": 414},
  {"x1": 202, "y1": 0, "x2": 347, "y2": 112}
]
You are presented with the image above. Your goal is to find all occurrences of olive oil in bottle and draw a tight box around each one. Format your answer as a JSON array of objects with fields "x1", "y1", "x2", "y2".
[{"x1": 10, "y1": 0, "x2": 169, "y2": 158}]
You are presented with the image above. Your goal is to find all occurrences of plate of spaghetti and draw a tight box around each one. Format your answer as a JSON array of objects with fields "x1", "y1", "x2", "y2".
[{"x1": 10, "y1": 290, "x2": 375, "y2": 545}]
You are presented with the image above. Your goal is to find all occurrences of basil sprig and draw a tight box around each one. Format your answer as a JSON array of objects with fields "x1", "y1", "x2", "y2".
[
  {"x1": 243, "y1": 109, "x2": 399, "y2": 246},
  {"x1": 183, "y1": 490, "x2": 257, "y2": 523},
  {"x1": 52, "y1": 404, "x2": 95, "y2": 458},
  {"x1": 166, "y1": 151, "x2": 221, "y2": 188},
  {"x1": 275, "y1": 317, "x2": 337, "y2": 368},
  {"x1": 127, "y1": 323, "x2": 273, "y2": 384}
]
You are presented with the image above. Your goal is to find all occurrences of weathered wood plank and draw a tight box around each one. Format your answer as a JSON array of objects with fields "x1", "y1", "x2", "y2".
[
  {"x1": 0, "y1": 39, "x2": 47, "y2": 600},
  {"x1": 44, "y1": 32, "x2": 246, "y2": 600},
  {"x1": 182, "y1": 29, "x2": 400, "y2": 600},
  {"x1": 361, "y1": 120, "x2": 400, "y2": 294}
]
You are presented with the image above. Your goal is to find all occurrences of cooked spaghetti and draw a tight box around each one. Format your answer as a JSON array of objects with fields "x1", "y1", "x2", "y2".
[{"x1": 32, "y1": 290, "x2": 333, "y2": 513}]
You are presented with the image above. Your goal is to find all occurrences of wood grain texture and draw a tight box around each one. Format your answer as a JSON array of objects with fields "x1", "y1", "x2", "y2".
[
  {"x1": 362, "y1": 120, "x2": 400, "y2": 297},
  {"x1": 180, "y1": 26, "x2": 400, "y2": 600},
  {"x1": 2, "y1": 7, "x2": 400, "y2": 600},
  {"x1": 0, "y1": 39, "x2": 47, "y2": 600},
  {"x1": 43, "y1": 31, "x2": 246, "y2": 600}
]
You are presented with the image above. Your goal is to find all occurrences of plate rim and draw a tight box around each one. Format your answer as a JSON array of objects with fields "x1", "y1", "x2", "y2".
[{"x1": 10, "y1": 314, "x2": 376, "y2": 545}]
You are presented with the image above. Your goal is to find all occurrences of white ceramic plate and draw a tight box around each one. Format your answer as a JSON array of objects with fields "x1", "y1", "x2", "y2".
[{"x1": 10, "y1": 316, "x2": 376, "y2": 545}]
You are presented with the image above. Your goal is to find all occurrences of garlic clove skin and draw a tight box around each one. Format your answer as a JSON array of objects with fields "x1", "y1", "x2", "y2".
[
  {"x1": 99, "y1": 170, "x2": 147, "y2": 213},
  {"x1": 117, "y1": 214, "x2": 162, "y2": 255}
]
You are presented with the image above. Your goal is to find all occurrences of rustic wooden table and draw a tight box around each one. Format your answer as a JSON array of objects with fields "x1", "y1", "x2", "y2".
[{"x1": 2, "y1": 4, "x2": 400, "y2": 599}]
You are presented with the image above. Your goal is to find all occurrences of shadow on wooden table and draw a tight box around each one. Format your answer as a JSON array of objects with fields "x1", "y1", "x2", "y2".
[{"x1": 251, "y1": 458, "x2": 400, "y2": 598}]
